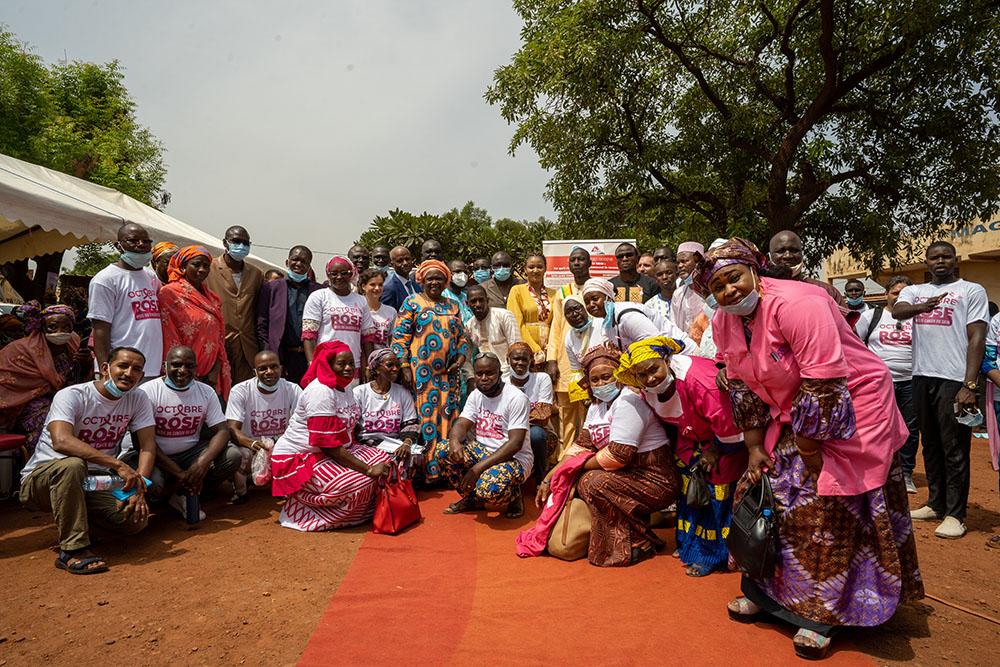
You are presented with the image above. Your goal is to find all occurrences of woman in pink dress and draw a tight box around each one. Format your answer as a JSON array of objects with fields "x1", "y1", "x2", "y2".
[
  {"x1": 270, "y1": 340, "x2": 391, "y2": 531},
  {"x1": 615, "y1": 336, "x2": 747, "y2": 577},
  {"x1": 694, "y1": 239, "x2": 923, "y2": 660}
]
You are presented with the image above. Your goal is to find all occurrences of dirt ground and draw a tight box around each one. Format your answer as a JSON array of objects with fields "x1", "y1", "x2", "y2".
[{"x1": 1, "y1": 441, "x2": 998, "y2": 666}]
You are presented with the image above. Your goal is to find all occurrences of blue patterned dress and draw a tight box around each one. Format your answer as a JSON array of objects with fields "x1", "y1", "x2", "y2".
[{"x1": 390, "y1": 293, "x2": 470, "y2": 448}]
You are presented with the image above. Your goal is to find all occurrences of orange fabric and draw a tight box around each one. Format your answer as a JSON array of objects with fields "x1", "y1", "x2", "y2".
[
  {"x1": 299, "y1": 492, "x2": 875, "y2": 665},
  {"x1": 415, "y1": 259, "x2": 450, "y2": 285},
  {"x1": 688, "y1": 311, "x2": 709, "y2": 345},
  {"x1": 0, "y1": 331, "x2": 80, "y2": 412},
  {"x1": 166, "y1": 245, "x2": 211, "y2": 283},
  {"x1": 151, "y1": 241, "x2": 178, "y2": 262},
  {"x1": 158, "y1": 278, "x2": 232, "y2": 398}
]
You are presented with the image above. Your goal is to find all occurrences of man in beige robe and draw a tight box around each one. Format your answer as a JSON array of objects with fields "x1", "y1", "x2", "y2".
[{"x1": 205, "y1": 225, "x2": 263, "y2": 384}]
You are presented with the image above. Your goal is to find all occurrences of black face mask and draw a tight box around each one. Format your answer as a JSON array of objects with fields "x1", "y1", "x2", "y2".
[{"x1": 479, "y1": 377, "x2": 504, "y2": 398}]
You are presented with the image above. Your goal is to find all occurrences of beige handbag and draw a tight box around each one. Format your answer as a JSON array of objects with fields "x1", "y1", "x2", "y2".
[{"x1": 546, "y1": 484, "x2": 592, "y2": 561}]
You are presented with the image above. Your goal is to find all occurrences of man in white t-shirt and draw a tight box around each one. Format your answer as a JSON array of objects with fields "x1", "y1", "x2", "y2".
[
  {"x1": 139, "y1": 346, "x2": 241, "y2": 520},
  {"x1": 856, "y1": 276, "x2": 919, "y2": 493},
  {"x1": 844, "y1": 278, "x2": 870, "y2": 314},
  {"x1": 432, "y1": 353, "x2": 531, "y2": 519},
  {"x1": 19, "y1": 346, "x2": 157, "y2": 574},
  {"x1": 464, "y1": 284, "x2": 521, "y2": 379},
  {"x1": 226, "y1": 350, "x2": 303, "y2": 500},
  {"x1": 894, "y1": 241, "x2": 989, "y2": 539},
  {"x1": 88, "y1": 223, "x2": 164, "y2": 378}
]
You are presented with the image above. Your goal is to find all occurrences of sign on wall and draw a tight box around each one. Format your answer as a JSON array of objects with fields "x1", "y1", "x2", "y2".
[{"x1": 542, "y1": 239, "x2": 635, "y2": 287}]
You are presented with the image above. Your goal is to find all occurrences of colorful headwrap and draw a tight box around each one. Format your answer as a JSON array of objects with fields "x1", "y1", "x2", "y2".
[
  {"x1": 690, "y1": 237, "x2": 766, "y2": 298},
  {"x1": 16, "y1": 301, "x2": 77, "y2": 334},
  {"x1": 300, "y1": 340, "x2": 354, "y2": 390},
  {"x1": 415, "y1": 259, "x2": 451, "y2": 285},
  {"x1": 581, "y1": 278, "x2": 615, "y2": 298},
  {"x1": 325, "y1": 255, "x2": 357, "y2": 280},
  {"x1": 614, "y1": 336, "x2": 684, "y2": 388},
  {"x1": 152, "y1": 241, "x2": 178, "y2": 262},
  {"x1": 167, "y1": 245, "x2": 212, "y2": 283},
  {"x1": 367, "y1": 347, "x2": 397, "y2": 372},
  {"x1": 506, "y1": 341, "x2": 533, "y2": 361},
  {"x1": 580, "y1": 344, "x2": 621, "y2": 374}
]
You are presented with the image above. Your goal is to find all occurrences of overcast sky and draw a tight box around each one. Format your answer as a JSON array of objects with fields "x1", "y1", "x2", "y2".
[{"x1": 6, "y1": 0, "x2": 553, "y2": 268}]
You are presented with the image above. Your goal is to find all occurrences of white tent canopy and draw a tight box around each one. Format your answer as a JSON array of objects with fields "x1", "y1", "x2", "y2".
[{"x1": 0, "y1": 151, "x2": 281, "y2": 271}]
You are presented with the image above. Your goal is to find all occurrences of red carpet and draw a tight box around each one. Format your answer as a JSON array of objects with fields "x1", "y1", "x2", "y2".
[{"x1": 299, "y1": 491, "x2": 875, "y2": 665}]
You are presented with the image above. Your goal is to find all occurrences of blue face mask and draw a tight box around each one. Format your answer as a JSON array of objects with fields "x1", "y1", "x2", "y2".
[
  {"x1": 493, "y1": 266, "x2": 512, "y2": 282},
  {"x1": 591, "y1": 382, "x2": 621, "y2": 403},
  {"x1": 257, "y1": 378, "x2": 278, "y2": 393},
  {"x1": 103, "y1": 378, "x2": 126, "y2": 398},
  {"x1": 681, "y1": 274, "x2": 694, "y2": 286},
  {"x1": 846, "y1": 296, "x2": 865, "y2": 307},
  {"x1": 287, "y1": 269, "x2": 308, "y2": 282},
  {"x1": 120, "y1": 250, "x2": 152, "y2": 269},
  {"x1": 705, "y1": 294, "x2": 718, "y2": 310},
  {"x1": 227, "y1": 242, "x2": 251, "y2": 261},
  {"x1": 473, "y1": 269, "x2": 492, "y2": 283},
  {"x1": 571, "y1": 317, "x2": 592, "y2": 332},
  {"x1": 163, "y1": 375, "x2": 190, "y2": 391}
]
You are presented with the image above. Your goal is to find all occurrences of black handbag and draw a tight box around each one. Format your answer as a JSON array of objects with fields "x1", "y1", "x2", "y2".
[
  {"x1": 685, "y1": 464, "x2": 711, "y2": 508},
  {"x1": 726, "y1": 474, "x2": 780, "y2": 580}
]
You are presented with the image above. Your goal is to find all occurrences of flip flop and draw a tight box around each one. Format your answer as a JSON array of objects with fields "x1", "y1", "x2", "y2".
[
  {"x1": 54, "y1": 550, "x2": 108, "y2": 575},
  {"x1": 684, "y1": 563, "x2": 713, "y2": 577},
  {"x1": 793, "y1": 628, "x2": 833, "y2": 660},
  {"x1": 986, "y1": 535, "x2": 1000, "y2": 550}
]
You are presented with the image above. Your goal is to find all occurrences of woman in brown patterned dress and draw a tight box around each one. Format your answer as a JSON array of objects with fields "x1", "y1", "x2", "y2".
[{"x1": 572, "y1": 346, "x2": 679, "y2": 567}]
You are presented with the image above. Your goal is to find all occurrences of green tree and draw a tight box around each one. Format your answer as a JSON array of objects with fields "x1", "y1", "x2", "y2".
[
  {"x1": 67, "y1": 242, "x2": 119, "y2": 276},
  {"x1": 0, "y1": 26, "x2": 167, "y2": 296},
  {"x1": 488, "y1": 0, "x2": 1000, "y2": 270}
]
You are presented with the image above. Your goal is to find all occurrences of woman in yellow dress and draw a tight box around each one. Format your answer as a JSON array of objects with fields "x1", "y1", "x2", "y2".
[{"x1": 506, "y1": 252, "x2": 557, "y2": 369}]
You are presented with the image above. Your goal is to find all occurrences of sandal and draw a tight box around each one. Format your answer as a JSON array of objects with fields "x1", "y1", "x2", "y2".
[
  {"x1": 443, "y1": 497, "x2": 482, "y2": 514},
  {"x1": 54, "y1": 549, "x2": 109, "y2": 575},
  {"x1": 726, "y1": 596, "x2": 762, "y2": 623},
  {"x1": 685, "y1": 563, "x2": 713, "y2": 577},
  {"x1": 504, "y1": 494, "x2": 524, "y2": 519},
  {"x1": 793, "y1": 628, "x2": 833, "y2": 660},
  {"x1": 630, "y1": 544, "x2": 657, "y2": 565}
]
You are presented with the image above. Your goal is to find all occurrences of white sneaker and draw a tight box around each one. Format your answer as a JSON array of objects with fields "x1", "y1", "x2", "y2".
[
  {"x1": 904, "y1": 476, "x2": 917, "y2": 494},
  {"x1": 910, "y1": 505, "x2": 942, "y2": 521},
  {"x1": 934, "y1": 516, "x2": 967, "y2": 539},
  {"x1": 168, "y1": 493, "x2": 206, "y2": 521}
]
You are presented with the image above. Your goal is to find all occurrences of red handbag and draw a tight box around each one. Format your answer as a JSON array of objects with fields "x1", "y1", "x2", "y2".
[{"x1": 372, "y1": 461, "x2": 421, "y2": 535}]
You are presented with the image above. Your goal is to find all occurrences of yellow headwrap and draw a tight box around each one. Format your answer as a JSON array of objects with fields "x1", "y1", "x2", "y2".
[{"x1": 614, "y1": 336, "x2": 684, "y2": 388}]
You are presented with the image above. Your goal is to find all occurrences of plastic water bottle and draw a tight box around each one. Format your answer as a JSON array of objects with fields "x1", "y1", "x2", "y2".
[
  {"x1": 184, "y1": 493, "x2": 201, "y2": 525},
  {"x1": 82, "y1": 475, "x2": 124, "y2": 492}
]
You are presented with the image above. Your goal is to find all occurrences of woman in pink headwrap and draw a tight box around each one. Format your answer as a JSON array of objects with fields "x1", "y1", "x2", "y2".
[
  {"x1": 0, "y1": 302, "x2": 86, "y2": 451},
  {"x1": 390, "y1": 259, "x2": 469, "y2": 464},
  {"x1": 695, "y1": 238, "x2": 922, "y2": 659},
  {"x1": 301, "y1": 255, "x2": 378, "y2": 386},
  {"x1": 271, "y1": 341, "x2": 391, "y2": 531},
  {"x1": 672, "y1": 241, "x2": 707, "y2": 331}
]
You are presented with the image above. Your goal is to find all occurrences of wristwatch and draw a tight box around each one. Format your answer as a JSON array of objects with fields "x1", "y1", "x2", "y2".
[{"x1": 963, "y1": 380, "x2": 978, "y2": 391}]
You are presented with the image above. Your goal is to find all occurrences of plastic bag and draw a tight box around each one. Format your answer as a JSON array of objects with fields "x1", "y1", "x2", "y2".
[{"x1": 251, "y1": 446, "x2": 272, "y2": 486}]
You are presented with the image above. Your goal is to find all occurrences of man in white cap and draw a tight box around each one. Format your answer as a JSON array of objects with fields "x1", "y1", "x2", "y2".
[{"x1": 671, "y1": 241, "x2": 707, "y2": 332}]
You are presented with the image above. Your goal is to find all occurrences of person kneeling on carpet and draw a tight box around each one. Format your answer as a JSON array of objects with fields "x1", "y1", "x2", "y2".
[
  {"x1": 138, "y1": 345, "x2": 242, "y2": 521},
  {"x1": 270, "y1": 341, "x2": 391, "y2": 531},
  {"x1": 432, "y1": 352, "x2": 532, "y2": 518}
]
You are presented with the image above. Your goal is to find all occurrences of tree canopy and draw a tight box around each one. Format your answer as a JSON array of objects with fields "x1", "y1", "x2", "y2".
[
  {"x1": 1, "y1": 26, "x2": 168, "y2": 287},
  {"x1": 487, "y1": 0, "x2": 1000, "y2": 270}
]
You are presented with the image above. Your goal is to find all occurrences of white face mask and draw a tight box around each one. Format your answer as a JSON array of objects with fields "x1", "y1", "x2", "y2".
[
  {"x1": 642, "y1": 373, "x2": 674, "y2": 396},
  {"x1": 45, "y1": 332, "x2": 74, "y2": 345},
  {"x1": 720, "y1": 274, "x2": 760, "y2": 317},
  {"x1": 452, "y1": 272, "x2": 468, "y2": 288},
  {"x1": 510, "y1": 366, "x2": 530, "y2": 380}
]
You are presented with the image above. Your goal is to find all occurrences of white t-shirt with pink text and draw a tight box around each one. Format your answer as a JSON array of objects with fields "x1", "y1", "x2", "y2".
[
  {"x1": 353, "y1": 382, "x2": 417, "y2": 436},
  {"x1": 460, "y1": 383, "x2": 532, "y2": 474},
  {"x1": 897, "y1": 279, "x2": 989, "y2": 382},
  {"x1": 302, "y1": 290, "x2": 377, "y2": 368},
  {"x1": 855, "y1": 308, "x2": 914, "y2": 382},
  {"x1": 226, "y1": 378, "x2": 302, "y2": 440},
  {"x1": 140, "y1": 379, "x2": 226, "y2": 455},
  {"x1": 21, "y1": 381, "x2": 156, "y2": 479},
  {"x1": 87, "y1": 264, "x2": 163, "y2": 376}
]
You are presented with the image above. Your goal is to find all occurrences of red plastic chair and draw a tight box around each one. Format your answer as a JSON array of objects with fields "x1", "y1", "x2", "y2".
[{"x1": 0, "y1": 433, "x2": 27, "y2": 456}]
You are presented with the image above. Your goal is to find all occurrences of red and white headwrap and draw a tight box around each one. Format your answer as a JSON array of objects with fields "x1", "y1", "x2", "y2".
[{"x1": 325, "y1": 254, "x2": 357, "y2": 280}]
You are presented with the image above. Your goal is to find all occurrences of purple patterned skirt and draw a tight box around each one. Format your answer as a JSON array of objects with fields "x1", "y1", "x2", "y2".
[{"x1": 734, "y1": 428, "x2": 923, "y2": 627}]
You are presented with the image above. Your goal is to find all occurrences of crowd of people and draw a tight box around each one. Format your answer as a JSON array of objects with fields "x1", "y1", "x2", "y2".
[{"x1": 2, "y1": 221, "x2": 999, "y2": 660}]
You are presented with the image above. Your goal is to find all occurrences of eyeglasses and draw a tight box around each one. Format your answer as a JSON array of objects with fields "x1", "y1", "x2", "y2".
[{"x1": 473, "y1": 351, "x2": 500, "y2": 363}]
